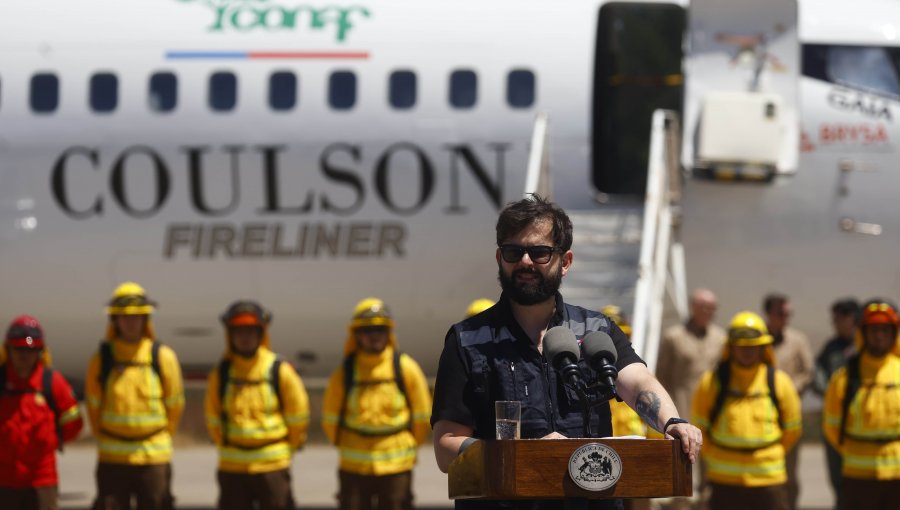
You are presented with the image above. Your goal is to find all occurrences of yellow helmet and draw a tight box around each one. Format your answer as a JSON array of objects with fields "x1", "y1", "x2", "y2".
[
  {"x1": 106, "y1": 281, "x2": 156, "y2": 315},
  {"x1": 350, "y1": 297, "x2": 394, "y2": 329},
  {"x1": 601, "y1": 304, "x2": 632, "y2": 337},
  {"x1": 465, "y1": 298, "x2": 495, "y2": 318},
  {"x1": 727, "y1": 311, "x2": 772, "y2": 347}
]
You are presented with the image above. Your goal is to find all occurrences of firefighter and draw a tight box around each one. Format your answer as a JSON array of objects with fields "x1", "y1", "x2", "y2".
[
  {"x1": 823, "y1": 299, "x2": 900, "y2": 510},
  {"x1": 0, "y1": 315, "x2": 83, "y2": 510},
  {"x1": 464, "y1": 298, "x2": 495, "y2": 318},
  {"x1": 322, "y1": 298, "x2": 432, "y2": 510},
  {"x1": 205, "y1": 300, "x2": 310, "y2": 510},
  {"x1": 691, "y1": 311, "x2": 802, "y2": 510},
  {"x1": 85, "y1": 282, "x2": 184, "y2": 510}
]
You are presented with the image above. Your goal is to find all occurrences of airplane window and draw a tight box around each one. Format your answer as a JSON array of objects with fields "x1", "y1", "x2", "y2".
[
  {"x1": 90, "y1": 73, "x2": 118, "y2": 113},
  {"x1": 329, "y1": 71, "x2": 356, "y2": 110},
  {"x1": 269, "y1": 71, "x2": 297, "y2": 111},
  {"x1": 209, "y1": 71, "x2": 238, "y2": 111},
  {"x1": 149, "y1": 72, "x2": 177, "y2": 112},
  {"x1": 389, "y1": 70, "x2": 416, "y2": 109},
  {"x1": 449, "y1": 70, "x2": 477, "y2": 109},
  {"x1": 30, "y1": 73, "x2": 59, "y2": 113},
  {"x1": 825, "y1": 46, "x2": 900, "y2": 98},
  {"x1": 507, "y1": 69, "x2": 536, "y2": 108}
]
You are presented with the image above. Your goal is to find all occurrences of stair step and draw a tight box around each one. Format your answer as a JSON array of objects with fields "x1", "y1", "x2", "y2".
[{"x1": 562, "y1": 206, "x2": 644, "y2": 318}]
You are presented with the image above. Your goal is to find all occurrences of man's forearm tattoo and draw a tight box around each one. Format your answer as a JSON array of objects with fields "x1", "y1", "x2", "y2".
[{"x1": 635, "y1": 390, "x2": 662, "y2": 431}]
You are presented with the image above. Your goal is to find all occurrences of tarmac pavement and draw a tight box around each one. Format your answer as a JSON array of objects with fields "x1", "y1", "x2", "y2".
[{"x1": 58, "y1": 442, "x2": 836, "y2": 510}]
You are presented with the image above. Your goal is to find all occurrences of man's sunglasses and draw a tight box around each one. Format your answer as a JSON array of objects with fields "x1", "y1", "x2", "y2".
[{"x1": 499, "y1": 244, "x2": 561, "y2": 264}]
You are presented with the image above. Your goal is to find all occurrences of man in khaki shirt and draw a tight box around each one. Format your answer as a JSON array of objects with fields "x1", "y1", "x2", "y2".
[
  {"x1": 764, "y1": 293, "x2": 814, "y2": 510},
  {"x1": 657, "y1": 288, "x2": 726, "y2": 510},
  {"x1": 657, "y1": 288, "x2": 726, "y2": 419}
]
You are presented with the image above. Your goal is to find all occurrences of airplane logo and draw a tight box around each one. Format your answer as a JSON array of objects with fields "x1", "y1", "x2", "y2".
[{"x1": 174, "y1": 0, "x2": 372, "y2": 42}]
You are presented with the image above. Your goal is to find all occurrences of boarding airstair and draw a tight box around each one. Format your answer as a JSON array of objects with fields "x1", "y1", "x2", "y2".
[{"x1": 525, "y1": 111, "x2": 687, "y2": 373}]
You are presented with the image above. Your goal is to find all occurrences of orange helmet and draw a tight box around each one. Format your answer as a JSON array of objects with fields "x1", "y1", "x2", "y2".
[
  {"x1": 220, "y1": 301, "x2": 271, "y2": 328},
  {"x1": 6, "y1": 315, "x2": 45, "y2": 349},
  {"x1": 856, "y1": 299, "x2": 900, "y2": 356},
  {"x1": 861, "y1": 300, "x2": 900, "y2": 328}
]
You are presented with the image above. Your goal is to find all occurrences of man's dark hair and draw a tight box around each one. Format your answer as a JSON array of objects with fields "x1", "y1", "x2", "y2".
[
  {"x1": 831, "y1": 298, "x2": 861, "y2": 320},
  {"x1": 763, "y1": 293, "x2": 789, "y2": 314},
  {"x1": 495, "y1": 194, "x2": 573, "y2": 251}
]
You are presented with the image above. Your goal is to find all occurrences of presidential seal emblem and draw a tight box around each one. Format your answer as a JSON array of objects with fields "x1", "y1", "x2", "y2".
[{"x1": 568, "y1": 443, "x2": 622, "y2": 491}]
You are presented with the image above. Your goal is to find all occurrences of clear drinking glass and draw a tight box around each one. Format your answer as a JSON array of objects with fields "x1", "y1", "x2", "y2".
[{"x1": 495, "y1": 400, "x2": 521, "y2": 439}]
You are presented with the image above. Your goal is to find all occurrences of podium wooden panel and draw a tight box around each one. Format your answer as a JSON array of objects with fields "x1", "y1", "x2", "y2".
[{"x1": 448, "y1": 438, "x2": 691, "y2": 500}]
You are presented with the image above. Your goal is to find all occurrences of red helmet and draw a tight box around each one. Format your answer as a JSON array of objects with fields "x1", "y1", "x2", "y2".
[{"x1": 5, "y1": 315, "x2": 45, "y2": 349}]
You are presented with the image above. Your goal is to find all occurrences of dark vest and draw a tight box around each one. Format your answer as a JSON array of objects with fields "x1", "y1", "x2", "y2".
[{"x1": 454, "y1": 294, "x2": 621, "y2": 440}]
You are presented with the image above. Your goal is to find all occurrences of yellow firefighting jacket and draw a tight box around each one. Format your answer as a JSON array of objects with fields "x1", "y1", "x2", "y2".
[
  {"x1": 85, "y1": 337, "x2": 184, "y2": 465},
  {"x1": 322, "y1": 331, "x2": 432, "y2": 476},
  {"x1": 205, "y1": 330, "x2": 310, "y2": 474},
  {"x1": 692, "y1": 361, "x2": 802, "y2": 487},
  {"x1": 610, "y1": 399, "x2": 645, "y2": 437},
  {"x1": 823, "y1": 352, "x2": 900, "y2": 479}
]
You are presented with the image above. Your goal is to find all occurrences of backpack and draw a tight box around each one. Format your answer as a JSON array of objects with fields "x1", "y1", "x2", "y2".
[
  {"x1": 336, "y1": 350, "x2": 410, "y2": 442},
  {"x1": 708, "y1": 361, "x2": 782, "y2": 430},
  {"x1": 0, "y1": 364, "x2": 63, "y2": 451},
  {"x1": 839, "y1": 354, "x2": 861, "y2": 445},
  {"x1": 216, "y1": 357, "x2": 284, "y2": 447},
  {"x1": 98, "y1": 340, "x2": 162, "y2": 388}
]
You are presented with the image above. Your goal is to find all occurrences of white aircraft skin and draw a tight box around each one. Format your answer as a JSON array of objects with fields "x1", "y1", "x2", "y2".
[
  {"x1": 0, "y1": 0, "x2": 898, "y2": 388},
  {"x1": 681, "y1": 0, "x2": 900, "y2": 358}
]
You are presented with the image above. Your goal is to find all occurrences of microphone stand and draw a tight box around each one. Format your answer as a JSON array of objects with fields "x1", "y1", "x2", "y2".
[{"x1": 559, "y1": 362, "x2": 620, "y2": 438}]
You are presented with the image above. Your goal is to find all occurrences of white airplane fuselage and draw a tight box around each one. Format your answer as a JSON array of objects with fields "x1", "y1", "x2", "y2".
[{"x1": 1, "y1": 0, "x2": 898, "y2": 387}]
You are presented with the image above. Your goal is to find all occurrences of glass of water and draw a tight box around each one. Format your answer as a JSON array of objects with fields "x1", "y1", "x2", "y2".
[{"x1": 495, "y1": 400, "x2": 521, "y2": 439}]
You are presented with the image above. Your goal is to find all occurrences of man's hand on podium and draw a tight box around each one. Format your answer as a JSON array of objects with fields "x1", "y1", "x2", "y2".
[
  {"x1": 664, "y1": 422, "x2": 703, "y2": 464},
  {"x1": 540, "y1": 431, "x2": 568, "y2": 439}
]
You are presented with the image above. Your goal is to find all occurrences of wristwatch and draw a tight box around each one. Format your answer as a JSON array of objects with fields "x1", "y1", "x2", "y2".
[{"x1": 663, "y1": 417, "x2": 690, "y2": 434}]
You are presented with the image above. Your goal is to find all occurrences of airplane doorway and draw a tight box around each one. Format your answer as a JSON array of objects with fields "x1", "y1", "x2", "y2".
[{"x1": 591, "y1": 2, "x2": 685, "y2": 195}]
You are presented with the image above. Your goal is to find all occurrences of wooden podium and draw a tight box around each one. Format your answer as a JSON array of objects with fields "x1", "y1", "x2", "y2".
[{"x1": 448, "y1": 439, "x2": 691, "y2": 500}]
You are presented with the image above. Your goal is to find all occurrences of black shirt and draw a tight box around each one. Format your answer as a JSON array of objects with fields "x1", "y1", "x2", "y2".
[{"x1": 432, "y1": 292, "x2": 643, "y2": 438}]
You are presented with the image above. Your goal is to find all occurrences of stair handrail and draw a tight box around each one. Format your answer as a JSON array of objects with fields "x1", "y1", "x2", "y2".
[
  {"x1": 524, "y1": 112, "x2": 551, "y2": 198},
  {"x1": 630, "y1": 109, "x2": 687, "y2": 374}
]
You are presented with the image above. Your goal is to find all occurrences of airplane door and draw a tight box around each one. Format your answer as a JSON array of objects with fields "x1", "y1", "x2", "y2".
[{"x1": 591, "y1": 2, "x2": 685, "y2": 195}]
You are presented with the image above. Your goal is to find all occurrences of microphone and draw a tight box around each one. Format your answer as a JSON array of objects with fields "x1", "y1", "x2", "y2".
[
  {"x1": 581, "y1": 331, "x2": 619, "y2": 390},
  {"x1": 543, "y1": 326, "x2": 584, "y2": 388}
]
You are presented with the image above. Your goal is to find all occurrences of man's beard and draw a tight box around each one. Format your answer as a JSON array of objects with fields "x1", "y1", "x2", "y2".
[{"x1": 498, "y1": 264, "x2": 563, "y2": 306}]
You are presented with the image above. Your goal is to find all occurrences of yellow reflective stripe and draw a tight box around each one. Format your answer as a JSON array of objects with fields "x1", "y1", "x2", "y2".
[
  {"x1": 710, "y1": 433, "x2": 781, "y2": 449},
  {"x1": 284, "y1": 414, "x2": 309, "y2": 425},
  {"x1": 412, "y1": 412, "x2": 431, "y2": 421},
  {"x1": 224, "y1": 424, "x2": 287, "y2": 439},
  {"x1": 705, "y1": 456, "x2": 785, "y2": 477},
  {"x1": 844, "y1": 452, "x2": 900, "y2": 470},
  {"x1": 101, "y1": 412, "x2": 167, "y2": 427},
  {"x1": 825, "y1": 415, "x2": 842, "y2": 427},
  {"x1": 87, "y1": 396, "x2": 102, "y2": 408},
  {"x1": 207, "y1": 415, "x2": 222, "y2": 426},
  {"x1": 322, "y1": 414, "x2": 339, "y2": 424},
  {"x1": 781, "y1": 418, "x2": 802, "y2": 430},
  {"x1": 219, "y1": 444, "x2": 291, "y2": 463},
  {"x1": 340, "y1": 445, "x2": 417, "y2": 464},
  {"x1": 164, "y1": 395, "x2": 184, "y2": 406},
  {"x1": 99, "y1": 437, "x2": 172, "y2": 455},
  {"x1": 59, "y1": 406, "x2": 81, "y2": 425},
  {"x1": 345, "y1": 423, "x2": 409, "y2": 435},
  {"x1": 846, "y1": 430, "x2": 900, "y2": 440}
]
